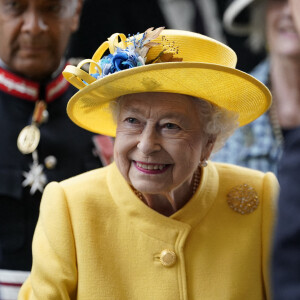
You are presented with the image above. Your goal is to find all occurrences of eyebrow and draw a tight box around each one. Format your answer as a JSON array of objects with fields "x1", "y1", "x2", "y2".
[
  {"x1": 159, "y1": 112, "x2": 187, "y2": 119},
  {"x1": 122, "y1": 107, "x2": 189, "y2": 122},
  {"x1": 122, "y1": 107, "x2": 143, "y2": 115}
]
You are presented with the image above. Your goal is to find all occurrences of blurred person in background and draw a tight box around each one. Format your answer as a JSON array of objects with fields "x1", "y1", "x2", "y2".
[
  {"x1": 0, "y1": 0, "x2": 103, "y2": 298},
  {"x1": 271, "y1": 0, "x2": 300, "y2": 299},
  {"x1": 213, "y1": 0, "x2": 300, "y2": 175},
  {"x1": 211, "y1": 0, "x2": 300, "y2": 298}
]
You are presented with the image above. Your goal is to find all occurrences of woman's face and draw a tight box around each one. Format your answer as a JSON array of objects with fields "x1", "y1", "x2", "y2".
[
  {"x1": 114, "y1": 92, "x2": 212, "y2": 195},
  {"x1": 266, "y1": 0, "x2": 300, "y2": 58}
]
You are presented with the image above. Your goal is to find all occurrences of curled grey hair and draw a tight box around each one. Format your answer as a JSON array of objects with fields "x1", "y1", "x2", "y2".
[
  {"x1": 190, "y1": 97, "x2": 239, "y2": 153},
  {"x1": 109, "y1": 95, "x2": 239, "y2": 153}
]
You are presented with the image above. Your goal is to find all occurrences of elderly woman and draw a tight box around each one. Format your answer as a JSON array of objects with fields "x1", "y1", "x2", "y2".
[{"x1": 19, "y1": 28, "x2": 278, "y2": 299}]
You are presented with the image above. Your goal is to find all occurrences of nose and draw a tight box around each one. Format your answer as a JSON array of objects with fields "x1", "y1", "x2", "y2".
[
  {"x1": 21, "y1": 10, "x2": 48, "y2": 35},
  {"x1": 137, "y1": 125, "x2": 161, "y2": 155}
]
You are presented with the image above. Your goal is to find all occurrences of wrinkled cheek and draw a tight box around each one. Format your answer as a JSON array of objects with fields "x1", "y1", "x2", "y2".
[
  {"x1": 114, "y1": 139, "x2": 132, "y2": 183},
  {"x1": 114, "y1": 152, "x2": 131, "y2": 183},
  {"x1": 173, "y1": 140, "x2": 202, "y2": 166}
]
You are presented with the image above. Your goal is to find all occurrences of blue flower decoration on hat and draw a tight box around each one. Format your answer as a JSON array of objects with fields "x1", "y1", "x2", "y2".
[
  {"x1": 96, "y1": 47, "x2": 145, "y2": 78},
  {"x1": 89, "y1": 27, "x2": 165, "y2": 80},
  {"x1": 63, "y1": 27, "x2": 182, "y2": 90}
]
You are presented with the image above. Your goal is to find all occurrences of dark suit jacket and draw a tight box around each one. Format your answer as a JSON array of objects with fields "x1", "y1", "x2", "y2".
[
  {"x1": 272, "y1": 126, "x2": 300, "y2": 300},
  {"x1": 0, "y1": 65, "x2": 102, "y2": 271}
]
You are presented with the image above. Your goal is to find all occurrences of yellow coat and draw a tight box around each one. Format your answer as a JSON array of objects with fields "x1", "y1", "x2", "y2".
[{"x1": 19, "y1": 161, "x2": 278, "y2": 300}]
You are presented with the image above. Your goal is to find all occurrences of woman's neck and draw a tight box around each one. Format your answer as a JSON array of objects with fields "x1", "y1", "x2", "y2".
[
  {"x1": 141, "y1": 187, "x2": 192, "y2": 217},
  {"x1": 270, "y1": 55, "x2": 300, "y2": 128},
  {"x1": 135, "y1": 167, "x2": 200, "y2": 216}
]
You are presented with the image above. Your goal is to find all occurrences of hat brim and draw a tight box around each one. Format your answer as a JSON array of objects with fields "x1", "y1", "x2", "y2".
[{"x1": 67, "y1": 61, "x2": 271, "y2": 137}]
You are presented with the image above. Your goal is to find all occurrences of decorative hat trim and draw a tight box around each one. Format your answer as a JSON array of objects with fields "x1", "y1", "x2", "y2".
[{"x1": 63, "y1": 27, "x2": 271, "y2": 137}]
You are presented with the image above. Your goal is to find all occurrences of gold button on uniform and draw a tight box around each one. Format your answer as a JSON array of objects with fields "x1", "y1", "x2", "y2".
[{"x1": 160, "y1": 249, "x2": 176, "y2": 267}]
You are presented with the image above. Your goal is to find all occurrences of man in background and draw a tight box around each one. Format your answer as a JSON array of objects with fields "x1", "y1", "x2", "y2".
[{"x1": 0, "y1": 1, "x2": 102, "y2": 298}]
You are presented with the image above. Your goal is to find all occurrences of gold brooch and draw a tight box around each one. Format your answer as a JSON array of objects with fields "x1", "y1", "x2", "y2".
[{"x1": 227, "y1": 184, "x2": 259, "y2": 215}]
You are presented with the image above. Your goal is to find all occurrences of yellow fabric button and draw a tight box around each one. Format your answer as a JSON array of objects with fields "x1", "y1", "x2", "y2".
[{"x1": 160, "y1": 249, "x2": 176, "y2": 267}]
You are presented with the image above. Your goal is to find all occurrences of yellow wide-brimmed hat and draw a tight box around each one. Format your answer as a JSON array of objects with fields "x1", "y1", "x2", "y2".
[{"x1": 63, "y1": 27, "x2": 271, "y2": 137}]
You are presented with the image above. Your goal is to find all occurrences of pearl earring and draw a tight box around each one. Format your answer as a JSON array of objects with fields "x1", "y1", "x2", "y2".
[{"x1": 199, "y1": 159, "x2": 208, "y2": 167}]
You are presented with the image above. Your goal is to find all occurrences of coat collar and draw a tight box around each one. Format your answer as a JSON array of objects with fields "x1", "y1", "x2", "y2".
[
  {"x1": 107, "y1": 161, "x2": 219, "y2": 244},
  {"x1": 0, "y1": 60, "x2": 70, "y2": 103}
]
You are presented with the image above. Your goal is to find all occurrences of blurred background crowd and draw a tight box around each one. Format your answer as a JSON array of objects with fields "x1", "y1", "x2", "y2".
[{"x1": 67, "y1": 0, "x2": 266, "y2": 72}]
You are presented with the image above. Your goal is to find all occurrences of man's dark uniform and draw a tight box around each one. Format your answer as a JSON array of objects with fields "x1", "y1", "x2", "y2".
[{"x1": 0, "y1": 62, "x2": 102, "y2": 276}]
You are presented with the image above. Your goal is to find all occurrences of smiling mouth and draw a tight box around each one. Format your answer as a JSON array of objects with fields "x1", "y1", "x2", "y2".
[
  {"x1": 136, "y1": 161, "x2": 166, "y2": 170},
  {"x1": 134, "y1": 161, "x2": 170, "y2": 173},
  {"x1": 279, "y1": 23, "x2": 298, "y2": 33}
]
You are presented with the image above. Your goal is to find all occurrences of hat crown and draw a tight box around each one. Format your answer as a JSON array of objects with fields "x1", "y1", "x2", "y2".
[
  {"x1": 146, "y1": 29, "x2": 237, "y2": 68},
  {"x1": 63, "y1": 29, "x2": 237, "y2": 91}
]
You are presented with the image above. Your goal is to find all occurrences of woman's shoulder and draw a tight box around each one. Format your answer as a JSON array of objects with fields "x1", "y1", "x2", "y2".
[
  {"x1": 61, "y1": 165, "x2": 110, "y2": 187},
  {"x1": 210, "y1": 161, "x2": 278, "y2": 216},
  {"x1": 38, "y1": 164, "x2": 119, "y2": 230},
  {"x1": 213, "y1": 161, "x2": 276, "y2": 178},
  {"x1": 44, "y1": 164, "x2": 114, "y2": 202},
  {"x1": 211, "y1": 161, "x2": 279, "y2": 196}
]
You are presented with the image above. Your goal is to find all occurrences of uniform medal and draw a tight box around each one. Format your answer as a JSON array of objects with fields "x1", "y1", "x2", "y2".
[
  {"x1": 19, "y1": 100, "x2": 48, "y2": 194},
  {"x1": 17, "y1": 101, "x2": 46, "y2": 154},
  {"x1": 17, "y1": 124, "x2": 40, "y2": 154},
  {"x1": 22, "y1": 151, "x2": 47, "y2": 194}
]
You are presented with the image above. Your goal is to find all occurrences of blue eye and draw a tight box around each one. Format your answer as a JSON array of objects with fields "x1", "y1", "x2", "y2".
[
  {"x1": 164, "y1": 123, "x2": 180, "y2": 130},
  {"x1": 125, "y1": 117, "x2": 139, "y2": 124}
]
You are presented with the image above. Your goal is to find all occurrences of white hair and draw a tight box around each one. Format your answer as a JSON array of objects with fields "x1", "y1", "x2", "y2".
[
  {"x1": 109, "y1": 94, "x2": 239, "y2": 153},
  {"x1": 191, "y1": 97, "x2": 239, "y2": 153}
]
